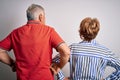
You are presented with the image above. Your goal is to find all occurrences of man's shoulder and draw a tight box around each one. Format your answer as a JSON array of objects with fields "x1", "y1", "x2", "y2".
[
  {"x1": 44, "y1": 24, "x2": 54, "y2": 30},
  {"x1": 13, "y1": 24, "x2": 27, "y2": 30}
]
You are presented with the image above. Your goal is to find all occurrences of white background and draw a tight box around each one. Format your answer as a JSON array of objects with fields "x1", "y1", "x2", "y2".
[{"x1": 0, "y1": 0, "x2": 120, "y2": 80}]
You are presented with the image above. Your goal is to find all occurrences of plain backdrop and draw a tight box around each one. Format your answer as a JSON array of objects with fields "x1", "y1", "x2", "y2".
[{"x1": 0, "y1": 0, "x2": 120, "y2": 80}]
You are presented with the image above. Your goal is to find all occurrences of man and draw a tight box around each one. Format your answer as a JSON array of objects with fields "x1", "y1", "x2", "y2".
[{"x1": 0, "y1": 4, "x2": 70, "y2": 80}]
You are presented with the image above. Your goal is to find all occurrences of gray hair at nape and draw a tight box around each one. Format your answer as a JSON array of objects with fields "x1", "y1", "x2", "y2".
[{"x1": 26, "y1": 4, "x2": 45, "y2": 21}]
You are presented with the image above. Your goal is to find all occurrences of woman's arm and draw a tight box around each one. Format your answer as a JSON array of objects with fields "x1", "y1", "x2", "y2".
[{"x1": 105, "y1": 55, "x2": 120, "y2": 80}]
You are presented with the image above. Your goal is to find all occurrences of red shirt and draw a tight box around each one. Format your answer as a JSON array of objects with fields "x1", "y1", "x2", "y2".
[{"x1": 0, "y1": 20, "x2": 64, "y2": 80}]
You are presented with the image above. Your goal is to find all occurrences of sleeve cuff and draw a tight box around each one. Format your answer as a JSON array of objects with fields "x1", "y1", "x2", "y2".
[{"x1": 56, "y1": 70, "x2": 65, "y2": 80}]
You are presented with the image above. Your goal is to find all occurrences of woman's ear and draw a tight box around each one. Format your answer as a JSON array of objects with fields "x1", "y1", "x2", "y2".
[{"x1": 80, "y1": 35, "x2": 84, "y2": 40}]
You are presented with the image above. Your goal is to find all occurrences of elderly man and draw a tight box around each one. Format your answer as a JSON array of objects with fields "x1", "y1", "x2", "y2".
[{"x1": 0, "y1": 4, "x2": 70, "y2": 80}]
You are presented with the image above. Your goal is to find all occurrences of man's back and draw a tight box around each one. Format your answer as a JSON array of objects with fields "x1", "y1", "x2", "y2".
[
  {"x1": 13, "y1": 21, "x2": 54, "y2": 79},
  {"x1": 0, "y1": 20, "x2": 64, "y2": 80}
]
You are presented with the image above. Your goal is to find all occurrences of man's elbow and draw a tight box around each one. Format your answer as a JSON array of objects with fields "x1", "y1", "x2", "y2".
[
  {"x1": 66, "y1": 49, "x2": 70, "y2": 57},
  {"x1": 64, "y1": 48, "x2": 70, "y2": 60}
]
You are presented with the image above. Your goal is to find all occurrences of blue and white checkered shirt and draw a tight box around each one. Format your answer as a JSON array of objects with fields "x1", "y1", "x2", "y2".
[{"x1": 53, "y1": 40, "x2": 120, "y2": 80}]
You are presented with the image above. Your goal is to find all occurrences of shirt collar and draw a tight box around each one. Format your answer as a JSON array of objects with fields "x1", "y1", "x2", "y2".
[
  {"x1": 80, "y1": 39, "x2": 97, "y2": 45},
  {"x1": 27, "y1": 20, "x2": 41, "y2": 24}
]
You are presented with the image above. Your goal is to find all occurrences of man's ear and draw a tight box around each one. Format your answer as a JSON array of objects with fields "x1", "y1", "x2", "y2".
[{"x1": 39, "y1": 14, "x2": 43, "y2": 22}]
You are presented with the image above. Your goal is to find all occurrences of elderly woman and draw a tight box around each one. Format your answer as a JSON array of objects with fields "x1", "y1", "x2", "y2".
[{"x1": 52, "y1": 17, "x2": 120, "y2": 80}]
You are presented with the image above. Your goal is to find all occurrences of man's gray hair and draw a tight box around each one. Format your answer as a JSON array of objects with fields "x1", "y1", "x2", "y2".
[{"x1": 26, "y1": 4, "x2": 45, "y2": 21}]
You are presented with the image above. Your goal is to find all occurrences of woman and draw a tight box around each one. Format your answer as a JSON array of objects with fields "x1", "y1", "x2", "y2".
[{"x1": 51, "y1": 17, "x2": 120, "y2": 80}]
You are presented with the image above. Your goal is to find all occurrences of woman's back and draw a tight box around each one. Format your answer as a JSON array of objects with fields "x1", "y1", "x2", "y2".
[{"x1": 70, "y1": 40, "x2": 112, "y2": 80}]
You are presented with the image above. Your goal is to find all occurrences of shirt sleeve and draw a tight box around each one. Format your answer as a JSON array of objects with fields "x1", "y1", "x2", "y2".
[
  {"x1": 0, "y1": 33, "x2": 12, "y2": 51},
  {"x1": 105, "y1": 55, "x2": 120, "y2": 80},
  {"x1": 56, "y1": 70, "x2": 65, "y2": 80},
  {"x1": 50, "y1": 28, "x2": 64, "y2": 49}
]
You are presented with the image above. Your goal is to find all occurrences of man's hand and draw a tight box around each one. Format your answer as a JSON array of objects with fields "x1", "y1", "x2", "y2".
[
  {"x1": 9, "y1": 61, "x2": 16, "y2": 72},
  {"x1": 50, "y1": 63, "x2": 60, "y2": 75}
]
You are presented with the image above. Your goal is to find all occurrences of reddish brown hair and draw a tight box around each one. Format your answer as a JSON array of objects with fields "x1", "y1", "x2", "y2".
[{"x1": 79, "y1": 17, "x2": 100, "y2": 42}]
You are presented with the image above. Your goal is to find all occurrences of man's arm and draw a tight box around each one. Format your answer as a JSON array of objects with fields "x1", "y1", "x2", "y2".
[
  {"x1": 51, "y1": 42, "x2": 70, "y2": 80},
  {"x1": 51, "y1": 43, "x2": 70, "y2": 76},
  {"x1": 0, "y1": 48, "x2": 16, "y2": 71},
  {"x1": 56, "y1": 43, "x2": 70, "y2": 69}
]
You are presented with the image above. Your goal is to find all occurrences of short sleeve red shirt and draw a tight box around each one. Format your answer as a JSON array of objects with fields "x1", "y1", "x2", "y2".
[{"x1": 0, "y1": 20, "x2": 64, "y2": 80}]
